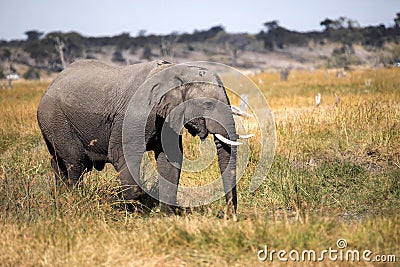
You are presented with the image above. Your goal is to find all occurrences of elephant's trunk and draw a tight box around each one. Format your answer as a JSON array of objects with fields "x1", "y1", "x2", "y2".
[
  {"x1": 216, "y1": 138, "x2": 237, "y2": 215},
  {"x1": 206, "y1": 116, "x2": 238, "y2": 215}
]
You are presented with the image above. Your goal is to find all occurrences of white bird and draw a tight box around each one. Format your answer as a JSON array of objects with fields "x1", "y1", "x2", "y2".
[{"x1": 315, "y1": 93, "x2": 321, "y2": 107}]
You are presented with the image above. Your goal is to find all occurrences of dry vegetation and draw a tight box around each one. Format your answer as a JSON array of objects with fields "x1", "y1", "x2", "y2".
[{"x1": 0, "y1": 68, "x2": 399, "y2": 266}]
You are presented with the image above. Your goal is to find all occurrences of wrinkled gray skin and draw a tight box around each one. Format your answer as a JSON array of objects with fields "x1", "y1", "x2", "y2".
[{"x1": 37, "y1": 60, "x2": 238, "y2": 214}]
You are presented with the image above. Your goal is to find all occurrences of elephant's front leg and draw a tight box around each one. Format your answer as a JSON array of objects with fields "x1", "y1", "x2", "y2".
[
  {"x1": 155, "y1": 135, "x2": 183, "y2": 214},
  {"x1": 118, "y1": 166, "x2": 143, "y2": 201},
  {"x1": 110, "y1": 143, "x2": 144, "y2": 203}
]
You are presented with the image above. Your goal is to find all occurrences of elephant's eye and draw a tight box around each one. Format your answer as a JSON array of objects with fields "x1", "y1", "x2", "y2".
[{"x1": 203, "y1": 101, "x2": 214, "y2": 110}]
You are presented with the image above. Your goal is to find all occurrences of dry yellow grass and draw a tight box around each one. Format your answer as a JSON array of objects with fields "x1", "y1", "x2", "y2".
[{"x1": 0, "y1": 68, "x2": 399, "y2": 266}]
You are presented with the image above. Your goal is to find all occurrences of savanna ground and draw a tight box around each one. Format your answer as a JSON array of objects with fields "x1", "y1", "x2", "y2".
[{"x1": 0, "y1": 68, "x2": 399, "y2": 266}]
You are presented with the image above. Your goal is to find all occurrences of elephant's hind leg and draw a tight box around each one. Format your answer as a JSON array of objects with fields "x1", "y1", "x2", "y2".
[
  {"x1": 51, "y1": 152, "x2": 86, "y2": 188},
  {"x1": 53, "y1": 143, "x2": 86, "y2": 187},
  {"x1": 43, "y1": 136, "x2": 69, "y2": 185},
  {"x1": 66, "y1": 160, "x2": 85, "y2": 186},
  {"x1": 51, "y1": 156, "x2": 68, "y2": 185}
]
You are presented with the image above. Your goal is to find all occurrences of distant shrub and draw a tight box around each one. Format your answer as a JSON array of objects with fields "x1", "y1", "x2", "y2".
[
  {"x1": 112, "y1": 50, "x2": 125, "y2": 63},
  {"x1": 280, "y1": 68, "x2": 291, "y2": 81},
  {"x1": 332, "y1": 44, "x2": 355, "y2": 56},
  {"x1": 141, "y1": 46, "x2": 152, "y2": 60},
  {"x1": 85, "y1": 54, "x2": 97, "y2": 60},
  {"x1": 23, "y1": 67, "x2": 40, "y2": 80}
]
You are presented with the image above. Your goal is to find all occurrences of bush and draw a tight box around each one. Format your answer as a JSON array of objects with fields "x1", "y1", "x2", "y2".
[
  {"x1": 112, "y1": 50, "x2": 125, "y2": 63},
  {"x1": 280, "y1": 68, "x2": 290, "y2": 81},
  {"x1": 141, "y1": 46, "x2": 152, "y2": 60},
  {"x1": 23, "y1": 67, "x2": 40, "y2": 80}
]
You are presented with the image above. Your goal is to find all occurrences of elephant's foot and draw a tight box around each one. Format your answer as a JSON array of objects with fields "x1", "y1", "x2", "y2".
[
  {"x1": 107, "y1": 185, "x2": 144, "y2": 212},
  {"x1": 121, "y1": 184, "x2": 144, "y2": 200},
  {"x1": 160, "y1": 203, "x2": 185, "y2": 216},
  {"x1": 217, "y1": 207, "x2": 238, "y2": 222}
]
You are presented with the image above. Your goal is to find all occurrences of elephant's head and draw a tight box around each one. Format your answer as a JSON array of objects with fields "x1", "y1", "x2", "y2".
[{"x1": 151, "y1": 64, "x2": 240, "y2": 140}]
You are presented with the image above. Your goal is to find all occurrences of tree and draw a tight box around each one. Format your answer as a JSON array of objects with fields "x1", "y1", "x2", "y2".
[
  {"x1": 394, "y1": 12, "x2": 400, "y2": 28},
  {"x1": 160, "y1": 32, "x2": 179, "y2": 58},
  {"x1": 263, "y1": 20, "x2": 279, "y2": 33},
  {"x1": 346, "y1": 19, "x2": 360, "y2": 29},
  {"x1": 137, "y1": 29, "x2": 147, "y2": 37},
  {"x1": 180, "y1": 25, "x2": 224, "y2": 43},
  {"x1": 3, "y1": 52, "x2": 16, "y2": 89},
  {"x1": 206, "y1": 25, "x2": 225, "y2": 37},
  {"x1": 0, "y1": 68, "x2": 5, "y2": 80},
  {"x1": 0, "y1": 48, "x2": 12, "y2": 61},
  {"x1": 24, "y1": 30, "x2": 43, "y2": 41},
  {"x1": 142, "y1": 45, "x2": 152, "y2": 60},
  {"x1": 320, "y1": 18, "x2": 333, "y2": 31},
  {"x1": 23, "y1": 67, "x2": 40, "y2": 80},
  {"x1": 112, "y1": 49, "x2": 125, "y2": 63},
  {"x1": 23, "y1": 40, "x2": 52, "y2": 64},
  {"x1": 39, "y1": 31, "x2": 86, "y2": 69},
  {"x1": 114, "y1": 32, "x2": 131, "y2": 50},
  {"x1": 63, "y1": 31, "x2": 86, "y2": 58},
  {"x1": 332, "y1": 16, "x2": 347, "y2": 29},
  {"x1": 54, "y1": 36, "x2": 67, "y2": 69},
  {"x1": 211, "y1": 31, "x2": 252, "y2": 66},
  {"x1": 225, "y1": 34, "x2": 251, "y2": 66},
  {"x1": 261, "y1": 20, "x2": 280, "y2": 51}
]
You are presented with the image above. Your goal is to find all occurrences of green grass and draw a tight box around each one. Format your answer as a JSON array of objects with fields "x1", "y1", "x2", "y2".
[{"x1": 0, "y1": 69, "x2": 399, "y2": 266}]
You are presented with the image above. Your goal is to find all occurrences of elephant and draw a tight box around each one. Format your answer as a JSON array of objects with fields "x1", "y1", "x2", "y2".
[{"x1": 37, "y1": 59, "x2": 247, "y2": 214}]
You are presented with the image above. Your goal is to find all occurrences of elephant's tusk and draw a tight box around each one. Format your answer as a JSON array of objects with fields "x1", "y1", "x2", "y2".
[
  {"x1": 231, "y1": 105, "x2": 251, "y2": 117},
  {"x1": 238, "y1": 133, "x2": 255, "y2": 139},
  {"x1": 214, "y1": 134, "x2": 243, "y2": 146}
]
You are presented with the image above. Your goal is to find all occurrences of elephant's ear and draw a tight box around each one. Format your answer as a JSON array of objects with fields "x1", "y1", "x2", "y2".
[{"x1": 156, "y1": 87, "x2": 185, "y2": 135}]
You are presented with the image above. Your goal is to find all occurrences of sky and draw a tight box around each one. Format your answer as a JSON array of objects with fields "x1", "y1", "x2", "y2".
[{"x1": 0, "y1": 0, "x2": 398, "y2": 40}]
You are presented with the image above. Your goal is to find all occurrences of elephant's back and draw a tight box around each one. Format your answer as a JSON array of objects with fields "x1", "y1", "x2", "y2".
[
  {"x1": 42, "y1": 60, "x2": 161, "y2": 114},
  {"x1": 45, "y1": 60, "x2": 135, "y2": 97},
  {"x1": 37, "y1": 60, "x2": 157, "y2": 154}
]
